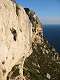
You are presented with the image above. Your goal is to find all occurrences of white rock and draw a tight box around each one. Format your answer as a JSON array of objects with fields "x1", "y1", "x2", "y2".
[
  {"x1": 47, "y1": 73, "x2": 51, "y2": 80},
  {"x1": 0, "y1": 0, "x2": 32, "y2": 80}
]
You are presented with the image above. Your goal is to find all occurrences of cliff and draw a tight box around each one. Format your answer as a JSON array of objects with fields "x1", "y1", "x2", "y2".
[
  {"x1": 0, "y1": 0, "x2": 32, "y2": 80},
  {"x1": 23, "y1": 9, "x2": 60, "y2": 80},
  {"x1": 0, "y1": 0, "x2": 60, "y2": 80}
]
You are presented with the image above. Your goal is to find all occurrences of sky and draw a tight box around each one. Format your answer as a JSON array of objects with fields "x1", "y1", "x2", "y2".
[{"x1": 16, "y1": 0, "x2": 60, "y2": 24}]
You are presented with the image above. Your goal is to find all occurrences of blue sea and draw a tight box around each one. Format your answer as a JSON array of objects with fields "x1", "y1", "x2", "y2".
[{"x1": 43, "y1": 25, "x2": 60, "y2": 53}]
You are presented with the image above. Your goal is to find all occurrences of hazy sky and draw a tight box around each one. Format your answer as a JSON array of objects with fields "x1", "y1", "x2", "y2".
[{"x1": 16, "y1": 0, "x2": 60, "y2": 24}]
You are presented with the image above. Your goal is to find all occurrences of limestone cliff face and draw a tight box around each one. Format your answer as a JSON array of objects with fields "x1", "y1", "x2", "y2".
[
  {"x1": 1, "y1": 0, "x2": 58, "y2": 80},
  {"x1": 23, "y1": 9, "x2": 60, "y2": 80},
  {"x1": 24, "y1": 8, "x2": 43, "y2": 44},
  {"x1": 0, "y1": 0, "x2": 32, "y2": 80}
]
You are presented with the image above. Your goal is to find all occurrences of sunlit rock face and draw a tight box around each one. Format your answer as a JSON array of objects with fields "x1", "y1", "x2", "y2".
[
  {"x1": 24, "y1": 8, "x2": 43, "y2": 44},
  {"x1": 0, "y1": 0, "x2": 32, "y2": 80}
]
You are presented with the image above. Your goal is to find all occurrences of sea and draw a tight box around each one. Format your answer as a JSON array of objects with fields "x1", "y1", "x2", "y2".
[{"x1": 43, "y1": 25, "x2": 60, "y2": 53}]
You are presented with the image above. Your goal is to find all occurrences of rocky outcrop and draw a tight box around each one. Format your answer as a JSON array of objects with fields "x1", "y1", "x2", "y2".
[
  {"x1": 0, "y1": 0, "x2": 32, "y2": 80},
  {"x1": 23, "y1": 8, "x2": 60, "y2": 80},
  {"x1": 24, "y1": 8, "x2": 43, "y2": 44}
]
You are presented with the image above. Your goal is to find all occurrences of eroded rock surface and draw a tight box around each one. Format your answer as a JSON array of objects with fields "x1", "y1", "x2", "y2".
[{"x1": 0, "y1": 0, "x2": 32, "y2": 80}]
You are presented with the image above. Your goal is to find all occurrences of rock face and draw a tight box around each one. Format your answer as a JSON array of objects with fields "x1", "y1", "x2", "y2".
[
  {"x1": 1, "y1": 0, "x2": 60, "y2": 80},
  {"x1": 24, "y1": 8, "x2": 43, "y2": 44},
  {"x1": 0, "y1": 0, "x2": 32, "y2": 80},
  {"x1": 24, "y1": 9, "x2": 60, "y2": 80}
]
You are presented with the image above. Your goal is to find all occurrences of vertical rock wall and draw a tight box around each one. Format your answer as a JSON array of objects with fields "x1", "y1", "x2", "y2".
[{"x1": 0, "y1": 0, "x2": 32, "y2": 80}]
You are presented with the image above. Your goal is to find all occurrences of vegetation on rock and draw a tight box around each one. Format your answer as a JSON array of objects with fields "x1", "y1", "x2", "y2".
[{"x1": 23, "y1": 8, "x2": 60, "y2": 80}]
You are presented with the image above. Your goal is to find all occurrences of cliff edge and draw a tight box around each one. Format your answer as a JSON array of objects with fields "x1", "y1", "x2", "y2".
[
  {"x1": 23, "y1": 8, "x2": 60, "y2": 80},
  {"x1": 0, "y1": 0, "x2": 60, "y2": 80}
]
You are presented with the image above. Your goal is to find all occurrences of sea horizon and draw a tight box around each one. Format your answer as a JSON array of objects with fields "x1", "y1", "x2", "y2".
[{"x1": 43, "y1": 24, "x2": 60, "y2": 53}]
